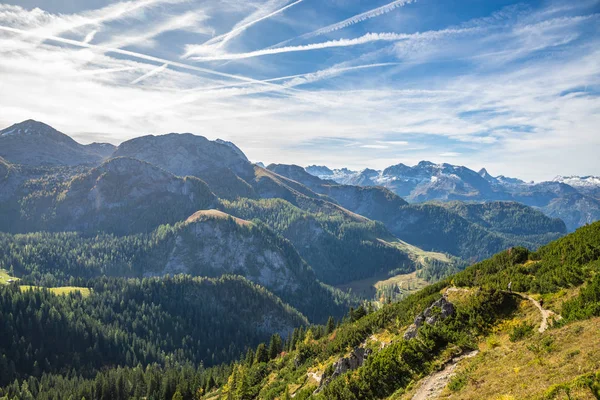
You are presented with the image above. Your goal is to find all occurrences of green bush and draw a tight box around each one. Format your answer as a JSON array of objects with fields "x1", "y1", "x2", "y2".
[{"x1": 509, "y1": 322, "x2": 534, "y2": 342}]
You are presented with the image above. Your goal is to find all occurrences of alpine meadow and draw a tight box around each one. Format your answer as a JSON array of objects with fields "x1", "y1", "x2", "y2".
[{"x1": 0, "y1": 0, "x2": 599, "y2": 399}]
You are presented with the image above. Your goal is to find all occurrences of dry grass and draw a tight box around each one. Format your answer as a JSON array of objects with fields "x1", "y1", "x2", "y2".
[
  {"x1": 186, "y1": 209, "x2": 252, "y2": 226},
  {"x1": 335, "y1": 270, "x2": 429, "y2": 300},
  {"x1": 385, "y1": 239, "x2": 453, "y2": 264},
  {"x1": 19, "y1": 285, "x2": 91, "y2": 298},
  {"x1": 438, "y1": 317, "x2": 600, "y2": 400}
]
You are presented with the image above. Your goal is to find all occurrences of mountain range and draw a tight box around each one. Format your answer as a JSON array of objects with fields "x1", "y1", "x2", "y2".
[
  {"x1": 306, "y1": 162, "x2": 600, "y2": 231},
  {"x1": 0, "y1": 120, "x2": 568, "y2": 265},
  {"x1": 0, "y1": 119, "x2": 599, "y2": 399}
]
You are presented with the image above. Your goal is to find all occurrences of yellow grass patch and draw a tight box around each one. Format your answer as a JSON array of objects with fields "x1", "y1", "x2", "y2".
[
  {"x1": 186, "y1": 209, "x2": 252, "y2": 226},
  {"x1": 19, "y1": 285, "x2": 91, "y2": 298},
  {"x1": 438, "y1": 317, "x2": 600, "y2": 400}
]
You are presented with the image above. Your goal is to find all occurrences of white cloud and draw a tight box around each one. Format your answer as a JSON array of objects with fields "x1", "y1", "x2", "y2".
[
  {"x1": 0, "y1": 1, "x2": 598, "y2": 181},
  {"x1": 188, "y1": 28, "x2": 477, "y2": 61},
  {"x1": 361, "y1": 144, "x2": 389, "y2": 149}
]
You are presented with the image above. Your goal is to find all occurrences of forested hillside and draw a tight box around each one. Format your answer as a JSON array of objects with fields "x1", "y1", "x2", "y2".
[
  {"x1": 267, "y1": 164, "x2": 567, "y2": 261},
  {"x1": 3, "y1": 222, "x2": 598, "y2": 399},
  {"x1": 183, "y1": 222, "x2": 600, "y2": 399},
  {"x1": 0, "y1": 212, "x2": 351, "y2": 323},
  {"x1": 221, "y1": 198, "x2": 421, "y2": 285},
  {"x1": 0, "y1": 275, "x2": 307, "y2": 387}
]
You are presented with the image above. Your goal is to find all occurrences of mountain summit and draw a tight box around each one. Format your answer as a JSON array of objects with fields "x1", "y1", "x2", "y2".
[{"x1": 0, "y1": 120, "x2": 111, "y2": 166}]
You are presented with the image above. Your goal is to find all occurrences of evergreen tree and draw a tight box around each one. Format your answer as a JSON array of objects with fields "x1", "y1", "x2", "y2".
[
  {"x1": 326, "y1": 316, "x2": 335, "y2": 335},
  {"x1": 254, "y1": 344, "x2": 268, "y2": 364}
]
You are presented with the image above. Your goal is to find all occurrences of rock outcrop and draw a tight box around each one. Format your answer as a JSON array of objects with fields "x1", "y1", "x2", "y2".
[
  {"x1": 404, "y1": 296, "x2": 456, "y2": 340},
  {"x1": 315, "y1": 347, "x2": 372, "y2": 393}
]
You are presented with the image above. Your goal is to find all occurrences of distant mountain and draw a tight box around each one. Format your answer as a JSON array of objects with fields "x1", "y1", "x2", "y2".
[
  {"x1": 268, "y1": 164, "x2": 566, "y2": 262},
  {"x1": 85, "y1": 142, "x2": 116, "y2": 159},
  {"x1": 306, "y1": 162, "x2": 600, "y2": 231},
  {"x1": 0, "y1": 120, "x2": 106, "y2": 166},
  {"x1": 553, "y1": 175, "x2": 600, "y2": 198}
]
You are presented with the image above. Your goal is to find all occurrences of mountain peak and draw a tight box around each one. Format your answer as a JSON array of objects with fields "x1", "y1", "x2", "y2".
[
  {"x1": 0, "y1": 119, "x2": 105, "y2": 166},
  {"x1": 478, "y1": 168, "x2": 496, "y2": 181},
  {"x1": 1, "y1": 119, "x2": 67, "y2": 139}
]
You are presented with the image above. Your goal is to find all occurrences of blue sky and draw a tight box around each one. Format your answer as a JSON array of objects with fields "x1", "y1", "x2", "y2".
[{"x1": 0, "y1": 0, "x2": 598, "y2": 180}]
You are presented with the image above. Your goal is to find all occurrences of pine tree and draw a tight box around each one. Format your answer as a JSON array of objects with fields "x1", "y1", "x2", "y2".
[
  {"x1": 268, "y1": 334, "x2": 282, "y2": 360},
  {"x1": 325, "y1": 316, "x2": 335, "y2": 335},
  {"x1": 254, "y1": 343, "x2": 268, "y2": 364}
]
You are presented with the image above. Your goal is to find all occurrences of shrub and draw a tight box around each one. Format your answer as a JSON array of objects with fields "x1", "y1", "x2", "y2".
[{"x1": 509, "y1": 322, "x2": 534, "y2": 342}]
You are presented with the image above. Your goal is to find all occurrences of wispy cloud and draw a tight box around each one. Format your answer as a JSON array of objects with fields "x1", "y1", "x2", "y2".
[
  {"x1": 361, "y1": 144, "x2": 389, "y2": 149},
  {"x1": 0, "y1": 24, "x2": 293, "y2": 90},
  {"x1": 101, "y1": 10, "x2": 211, "y2": 49},
  {"x1": 188, "y1": 28, "x2": 477, "y2": 61},
  {"x1": 0, "y1": 0, "x2": 598, "y2": 180},
  {"x1": 131, "y1": 63, "x2": 169, "y2": 84},
  {"x1": 276, "y1": 0, "x2": 415, "y2": 47},
  {"x1": 183, "y1": 0, "x2": 304, "y2": 58},
  {"x1": 83, "y1": 29, "x2": 98, "y2": 44}
]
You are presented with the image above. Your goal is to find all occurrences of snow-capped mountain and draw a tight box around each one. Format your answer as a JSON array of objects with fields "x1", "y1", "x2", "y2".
[
  {"x1": 304, "y1": 162, "x2": 600, "y2": 231},
  {"x1": 553, "y1": 176, "x2": 600, "y2": 188}
]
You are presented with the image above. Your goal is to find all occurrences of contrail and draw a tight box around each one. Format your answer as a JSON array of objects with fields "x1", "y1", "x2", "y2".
[
  {"x1": 131, "y1": 63, "x2": 168, "y2": 84},
  {"x1": 83, "y1": 30, "x2": 98, "y2": 44},
  {"x1": 189, "y1": 29, "x2": 475, "y2": 61},
  {"x1": 271, "y1": 0, "x2": 415, "y2": 48},
  {"x1": 0, "y1": 25, "x2": 296, "y2": 92},
  {"x1": 182, "y1": 61, "x2": 399, "y2": 92},
  {"x1": 183, "y1": 0, "x2": 304, "y2": 58}
]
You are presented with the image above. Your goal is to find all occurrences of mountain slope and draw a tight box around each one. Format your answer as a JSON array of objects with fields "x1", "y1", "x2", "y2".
[
  {"x1": 0, "y1": 211, "x2": 350, "y2": 322},
  {"x1": 268, "y1": 164, "x2": 566, "y2": 261},
  {"x1": 0, "y1": 120, "x2": 105, "y2": 166},
  {"x1": 6, "y1": 157, "x2": 218, "y2": 234},
  {"x1": 194, "y1": 221, "x2": 600, "y2": 400},
  {"x1": 0, "y1": 275, "x2": 307, "y2": 387},
  {"x1": 221, "y1": 198, "x2": 429, "y2": 286},
  {"x1": 113, "y1": 133, "x2": 257, "y2": 199}
]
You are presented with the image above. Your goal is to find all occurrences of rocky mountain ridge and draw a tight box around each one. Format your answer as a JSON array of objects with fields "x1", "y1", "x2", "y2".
[{"x1": 305, "y1": 162, "x2": 600, "y2": 231}]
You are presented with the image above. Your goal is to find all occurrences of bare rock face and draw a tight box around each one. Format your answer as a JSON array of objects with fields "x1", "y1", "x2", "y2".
[
  {"x1": 315, "y1": 347, "x2": 372, "y2": 393},
  {"x1": 404, "y1": 296, "x2": 456, "y2": 340}
]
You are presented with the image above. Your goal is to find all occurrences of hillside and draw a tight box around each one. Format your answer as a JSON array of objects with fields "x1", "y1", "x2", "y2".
[
  {"x1": 184, "y1": 221, "x2": 600, "y2": 399},
  {"x1": 0, "y1": 157, "x2": 218, "y2": 235},
  {"x1": 4, "y1": 221, "x2": 598, "y2": 400},
  {"x1": 0, "y1": 211, "x2": 350, "y2": 323},
  {"x1": 220, "y1": 198, "x2": 457, "y2": 286},
  {"x1": 0, "y1": 275, "x2": 307, "y2": 387},
  {"x1": 267, "y1": 164, "x2": 566, "y2": 261}
]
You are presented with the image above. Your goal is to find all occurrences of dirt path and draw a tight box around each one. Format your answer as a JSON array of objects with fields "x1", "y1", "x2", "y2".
[
  {"x1": 510, "y1": 292, "x2": 562, "y2": 333},
  {"x1": 411, "y1": 351, "x2": 479, "y2": 400},
  {"x1": 446, "y1": 287, "x2": 562, "y2": 333}
]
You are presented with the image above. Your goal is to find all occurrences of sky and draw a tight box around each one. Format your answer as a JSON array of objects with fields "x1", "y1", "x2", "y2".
[{"x1": 0, "y1": 0, "x2": 598, "y2": 181}]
